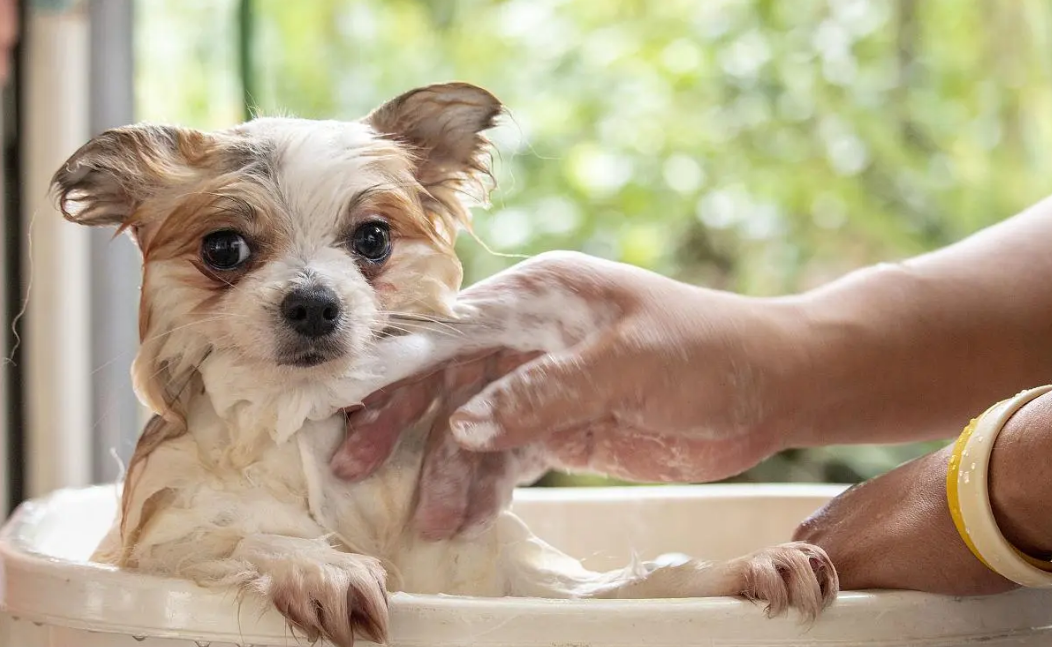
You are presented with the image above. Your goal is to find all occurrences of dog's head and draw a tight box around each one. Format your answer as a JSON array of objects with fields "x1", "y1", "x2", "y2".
[{"x1": 51, "y1": 82, "x2": 502, "y2": 419}]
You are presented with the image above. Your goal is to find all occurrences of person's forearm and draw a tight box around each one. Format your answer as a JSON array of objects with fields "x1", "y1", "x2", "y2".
[
  {"x1": 793, "y1": 390, "x2": 1052, "y2": 595},
  {"x1": 778, "y1": 195, "x2": 1052, "y2": 447},
  {"x1": 988, "y1": 392, "x2": 1052, "y2": 560}
]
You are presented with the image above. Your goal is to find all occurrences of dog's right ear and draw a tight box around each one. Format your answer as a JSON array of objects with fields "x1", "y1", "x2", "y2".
[{"x1": 50, "y1": 124, "x2": 209, "y2": 243}]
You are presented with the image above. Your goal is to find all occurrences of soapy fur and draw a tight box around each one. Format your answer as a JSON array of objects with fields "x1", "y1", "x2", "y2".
[{"x1": 52, "y1": 82, "x2": 837, "y2": 646}]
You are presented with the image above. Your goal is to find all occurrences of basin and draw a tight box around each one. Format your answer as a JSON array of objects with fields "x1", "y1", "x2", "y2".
[{"x1": 1, "y1": 483, "x2": 1051, "y2": 646}]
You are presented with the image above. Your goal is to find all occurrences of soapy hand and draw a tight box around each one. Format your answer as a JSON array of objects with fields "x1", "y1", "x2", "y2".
[{"x1": 332, "y1": 251, "x2": 804, "y2": 540}]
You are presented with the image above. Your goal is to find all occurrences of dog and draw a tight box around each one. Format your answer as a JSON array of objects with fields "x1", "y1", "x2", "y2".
[{"x1": 51, "y1": 82, "x2": 837, "y2": 647}]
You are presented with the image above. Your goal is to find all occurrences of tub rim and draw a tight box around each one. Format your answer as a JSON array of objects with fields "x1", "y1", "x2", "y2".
[{"x1": 2, "y1": 483, "x2": 1051, "y2": 646}]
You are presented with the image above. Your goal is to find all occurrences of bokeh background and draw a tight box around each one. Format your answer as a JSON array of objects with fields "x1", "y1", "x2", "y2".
[{"x1": 134, "y1": 0, "x2": 1052, "y2": 487}]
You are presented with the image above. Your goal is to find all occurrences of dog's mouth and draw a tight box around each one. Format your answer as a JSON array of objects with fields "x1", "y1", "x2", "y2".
[
  {"x1": 286, "y1": 352, "x2": 330, "y2": 367},
  {"x1": 276, "y1": 339, "x2": 347, "y2": 368}
]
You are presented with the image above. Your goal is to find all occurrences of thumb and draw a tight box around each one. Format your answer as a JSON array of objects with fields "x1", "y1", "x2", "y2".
[{"x1": 449, "y1": 339, "x2": 619, "y2": 451}]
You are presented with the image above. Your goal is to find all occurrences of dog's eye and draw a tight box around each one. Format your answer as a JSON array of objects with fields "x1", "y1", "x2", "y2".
[
  {"x1": 350, "y1": 221, "x2": 391, "y2": 263},
  {"x1": 201, "y1": 230, "x2": 251, "y2": 270}
]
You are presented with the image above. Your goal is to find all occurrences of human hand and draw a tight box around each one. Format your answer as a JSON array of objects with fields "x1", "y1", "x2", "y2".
[
  {"x1": 793, "y1": 390, "x2": 1052, "y2": 595},
  {"x1": 332, "y1": 251, "x2": 807, "y2": 539},
  {"x1": 337, "y1": 347, "x2": 551, "y2": 540}
]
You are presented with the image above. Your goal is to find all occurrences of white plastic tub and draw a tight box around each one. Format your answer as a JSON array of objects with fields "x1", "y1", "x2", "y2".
[{"x1": 1, "y1": 483, "x2": 1051, "y2": 646}]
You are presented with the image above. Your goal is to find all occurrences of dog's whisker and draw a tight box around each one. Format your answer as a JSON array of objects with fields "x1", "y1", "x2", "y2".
[
  {"x1": 138, "y1": 316, "x2": 248, "y2": 347},
  {"x1": 374, "y1": 315, "x2": 464, "y2": 331},
  {"x1": 377, "y1": 311, "x2": 459, "y2": 325},
  {"x1": 383, "y1": 315, "x2": 462, "y2": 331},
  {"x1": 374, "y1": 321, "x2": 464, "y2": 340},
  {"x1": 93, "y1": 317, "x2": 247, "y2": 375},
  {"x1": 375, "y1": 324, "x2": 413, "y2": 339},
  {"x1": 371, "y1": 319, "x2": 465, "y2": 340},
  {"x1": 375, "y1": 311, "x2": 466, "y2": 335}
]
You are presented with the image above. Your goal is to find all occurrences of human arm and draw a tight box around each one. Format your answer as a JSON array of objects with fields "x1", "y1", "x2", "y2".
[
  {"x1": 787, "y1": 194, "x2": 1052, "y2": 447},
  {"x1": 793, "y1": 389, "x2": 1052, "y2": 594}
]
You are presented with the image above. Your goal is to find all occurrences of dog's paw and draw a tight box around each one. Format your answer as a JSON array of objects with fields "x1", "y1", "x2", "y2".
[
  {"x1": 263, "y1": 551, "x2": 389, "y2": 647},
  {"x1": 737, "y1": 541, "x2": 838, "y2": 621}
]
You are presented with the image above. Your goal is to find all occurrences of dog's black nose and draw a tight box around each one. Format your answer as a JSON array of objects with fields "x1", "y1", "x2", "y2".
[{"x1": 281, "y1": 286, "x2": 341, "y2": 338}]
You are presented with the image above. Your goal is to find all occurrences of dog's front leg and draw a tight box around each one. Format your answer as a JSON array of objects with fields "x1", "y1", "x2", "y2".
[
  {"x1": 497, "y1": 515, "x2": 837, "y2": 619},
  {"x1": 587, "y1": 542, "x2": 839, "y2": 620},
  {"x1": 233, "y1": 534, "x2": 389, "y2": 647}
]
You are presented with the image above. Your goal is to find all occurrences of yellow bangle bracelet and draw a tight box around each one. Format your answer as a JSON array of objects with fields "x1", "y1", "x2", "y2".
[
  {"x1": 946, "y1": 409, "x2": 996, "y2": 571},
  {"x1": 946, "y1": 385, "x2": 1052, "y2": 587}
]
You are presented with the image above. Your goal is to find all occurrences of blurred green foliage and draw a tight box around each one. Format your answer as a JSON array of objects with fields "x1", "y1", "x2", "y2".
[{"x1": 135, "y1": 0, "x2": 1052, "y2": 486}]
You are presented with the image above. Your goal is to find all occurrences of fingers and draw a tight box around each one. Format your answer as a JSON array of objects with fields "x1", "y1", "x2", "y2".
[
  {"x1": 332, "y1": 349, "x2": 529, "y2": 481},
  {"x1": 411, "y1": 355, "x2": 505, "y2": 540},
  {"x1": 457, "y1": 451, "x2": 516, "y2": 539},
  {"x1": 413, "y1": 422, "x2": 477, "y2": 541},
  {"x1": 331, "y1": 371, "x2": 442, "y2": 480},
  {"x1": 412, "y1": 350, "x2": 543, "y2": 540},
  {"x1": 415, "y1": 435, "x2": 549, "y2": 541},
  {"x1": 456, "y1": 443, "x2": 554, "y2": 536},
  {"x1": 449, "y1": 339, "x2": 621, "y2": 452}
]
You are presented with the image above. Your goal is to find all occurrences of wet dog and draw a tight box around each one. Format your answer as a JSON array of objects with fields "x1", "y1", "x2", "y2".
[{"x1": 52, "y1": 82, "x2": 837, "y2": 646}]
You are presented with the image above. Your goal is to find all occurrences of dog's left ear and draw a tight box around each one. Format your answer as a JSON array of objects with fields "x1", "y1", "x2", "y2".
[
  {"x1": 50, "y1": 124, "x2": 214, "y2": 248},
  {"x1": 365, "y1": 82, "x2": 504, "y2": 227}
]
